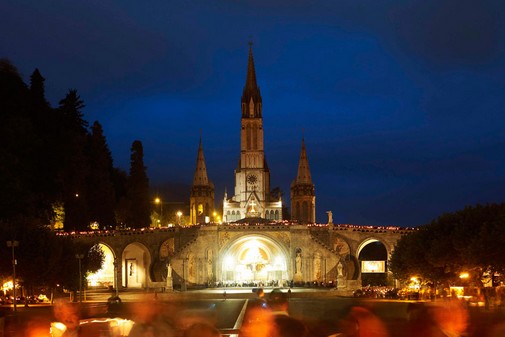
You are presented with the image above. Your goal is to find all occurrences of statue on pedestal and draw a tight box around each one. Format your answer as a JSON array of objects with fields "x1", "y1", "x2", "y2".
[
  {"x1": 166, "y1": 263, "x2": 173, "y2": 291},
  {"x1": 337, "y1": 259, "x2": 346, "y2": 289}
]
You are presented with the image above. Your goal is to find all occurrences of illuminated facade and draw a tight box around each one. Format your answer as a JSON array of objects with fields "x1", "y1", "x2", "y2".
[
  {"x1": 223, "y1": 45, "x2": 284, "y2": 222},
  {"x1": 76, "y1": 47, "x2": 410, "y2": 291}
]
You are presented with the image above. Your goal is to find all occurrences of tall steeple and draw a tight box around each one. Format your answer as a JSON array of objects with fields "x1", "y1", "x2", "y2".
[
  {"x1": 295, "y1": 138, "x2": 313, "y2": 185},
  {"x1": 193, "y1": 138, "x2": 209, "y2": 186},
  {"x1": 223, "y1": 44, "x2": 282, "y2": 222},
  {"x1": 291, "y1": 138, "x2": 316, "y2": 223},
  {"x1": 190, "y1": 138, "x2": 214, "y2": 225},
  {"x1": 241, "y1": 43, "x2": 262, "y2": 118}
]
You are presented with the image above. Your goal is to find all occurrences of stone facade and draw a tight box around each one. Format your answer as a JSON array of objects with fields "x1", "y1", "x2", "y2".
[{"x1": 69, "y1": 223, "x2": 413, "y2": 291}]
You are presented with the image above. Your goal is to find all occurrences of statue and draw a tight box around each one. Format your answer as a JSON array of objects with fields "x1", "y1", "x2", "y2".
[
  {"x1": 337, "y1": 259, "x2": 346, "y2": 289},
  {"x1": 337, "y1": 261, "x2": 343, "y2": 277},
  {"x1": 167, "y1": 263, "x2": 172, "y2": 279},
  {"x1": 326, "y1": 211, "x2": 333, "y2": 225},
  {"x1": 166, "y1": 263, "x2": 173, "y2": 291},
  {"x1": 295, "y1": 252, "x2": 302, "y2": 275}
]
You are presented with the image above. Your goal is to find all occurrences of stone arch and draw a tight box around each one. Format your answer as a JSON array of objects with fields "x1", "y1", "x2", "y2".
[
  {"x1": 86, "y1": 243, "x2": 117, "y2": 289},
  {"x1": 219, "y1": 234, "x2": 290, "y2": 285},
  {"x1": 122, "y1": 242, "x2": 151, "y2": 289},
  {"x1": 356, "y1": 237, "x2": 389, "y2": 286},
  {"x1": 356, "y1": 237, "x2": 390, "y2": 258}
]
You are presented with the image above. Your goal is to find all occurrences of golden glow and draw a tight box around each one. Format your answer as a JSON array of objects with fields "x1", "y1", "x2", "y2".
[
  {"x1": 459, "y1": 272, "x2": 469, "y2": 279},
  {"x1": 155, "y1": 197, "x2": 160, "y2": 204},
  {"x1": 87, "y1": 244, "x2": 115, "y2": 288},
  {"x1": 176, "y1": 211, "x2": 182, "y2": 217}
]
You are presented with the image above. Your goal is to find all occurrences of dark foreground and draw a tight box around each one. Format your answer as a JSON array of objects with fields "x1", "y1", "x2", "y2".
[{"x1": 2, "y1": 293, "x2": 505, "y2": 337}]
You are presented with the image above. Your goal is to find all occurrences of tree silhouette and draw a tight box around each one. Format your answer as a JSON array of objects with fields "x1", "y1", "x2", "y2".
[
  {"x1": 125, "y1": 140, "x2": 150, "y2": 228},
  {"x1": 87, "y1": 121, "x2": 116, "y2": 229}
]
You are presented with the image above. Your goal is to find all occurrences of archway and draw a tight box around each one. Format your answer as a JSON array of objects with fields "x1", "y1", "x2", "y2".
[
  {"x1": 220, "y1": 235, "x2": 288, "y2": 286},
  {"x1": 86, "y1": 244, "x2": 116, "y2": 289},
  {"x1": 122, "y1": 242, "x2": 151, "y2": 289},
  {"x1": 357, "y1": 239, "x2": 388, "y2": 286}
]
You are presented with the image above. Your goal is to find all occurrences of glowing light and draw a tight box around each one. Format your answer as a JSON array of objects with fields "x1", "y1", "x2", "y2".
[{"x1": 459, "y1": 272, "x2": 469, "y2": 279}]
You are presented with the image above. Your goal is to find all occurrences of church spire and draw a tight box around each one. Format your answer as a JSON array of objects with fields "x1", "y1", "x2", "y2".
[
  {"x1": 295, "y1": 138, "x2": 313, "y2": 184},
  {"x1": 190, "y1": 138, "x2": 214, "y2": 225},
  {"x1": 241, "y1": 42, "x2": 262, "y2": 117},
  {"x1": 192, "y1": 138, "x2": 209, "y2": 186},
  {"x1": 291, "y1": 137, "x2": 316, "y2": 223}
]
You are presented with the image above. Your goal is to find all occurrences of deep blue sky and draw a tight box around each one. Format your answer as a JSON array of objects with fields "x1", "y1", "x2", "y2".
[{"x1": 2, "y1": 0, "x2": 505, "y2": 226}]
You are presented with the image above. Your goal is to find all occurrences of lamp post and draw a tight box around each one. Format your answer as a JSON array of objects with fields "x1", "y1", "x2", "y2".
[
  {"x1": 114, "y1": 258, "x2": 119, "y2": 298},
  {"x1": 155, "y1": 197, "x2": 163, "y2": 227},
  {"x1": 6, "y1": 240, "x2": 19, "y2": 312},
  {"x1": 75, "y1": 254, "x2": 84, "y2": 304}
]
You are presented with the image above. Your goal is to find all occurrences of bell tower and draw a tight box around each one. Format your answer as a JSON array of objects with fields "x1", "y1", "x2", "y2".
[
  {"x1": 291, "y1": 138, "x2": 316, "y2": 223},
  {"x1": 190, "y1": 138, "x2": 214, "y2": 224},
  {"x1": 223, "y1": 44, "x2": 282, "y2": 222}
]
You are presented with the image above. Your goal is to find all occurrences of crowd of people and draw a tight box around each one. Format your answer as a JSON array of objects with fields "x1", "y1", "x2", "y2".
[{"x1": 12, "y1": 286, "x2": 505, "y2": 337}]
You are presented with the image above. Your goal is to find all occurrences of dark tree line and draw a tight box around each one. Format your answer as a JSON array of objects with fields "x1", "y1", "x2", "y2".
[
  {"x1": 0, "y1": 59, "x2": 151, "y2": 292},
  {"x1": 390, "y1": 203, "x2": 505, "y2": 287},
  {"x1": 0, "y1": 59, "x2": 150, "y2": 232}
]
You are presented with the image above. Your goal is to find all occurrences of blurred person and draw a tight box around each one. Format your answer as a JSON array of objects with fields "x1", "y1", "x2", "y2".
[
  {"x1": 267, "y1": 289, "x2": 312, "y2": 337},
  {"x1": 241, "y1": 305, "x2": 275, "y2": 337},
  {"x1": 128, "y1": 297, "x2": 176, "y2": 337},
  {"x1": 338, "y1": 306, "x2": 390, "y2": 337},
  {"x1": 407, "y1": 300, "x2": 468, "y2": 337},
  {"x1": 182, "y1": 322, "x2": 221, "y2": 337},
  {"x1": 53, "y1": 302, "x2": 82, "y2": 337}
]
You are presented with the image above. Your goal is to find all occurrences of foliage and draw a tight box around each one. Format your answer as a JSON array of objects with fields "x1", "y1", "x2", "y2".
[
  {"x1": 390, "y1": 203, "x2": 505, "y2": 286},
  {"x1": 123, "y1": 140, "x2": 151, "y2": 228}
]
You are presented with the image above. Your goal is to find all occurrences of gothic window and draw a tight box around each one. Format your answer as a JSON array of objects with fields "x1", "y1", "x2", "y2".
[
  {"x1": 295, "y1": 202, "x2": 300, "y2": 220},
  {"x1": 253, "y1": 125, "x2": 258, "y2": 150},
  {"x1": 246, "y1": 124, "x2": 252, "y2": 150},
  {"x1": 275, "y1": 210, "x2": 279, "y2": 220}
]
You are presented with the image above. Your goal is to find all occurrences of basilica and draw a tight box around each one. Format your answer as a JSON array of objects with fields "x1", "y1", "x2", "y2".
[
  {"x1": 189, "y1": 45, "x2": 316, "y2": 225},
  {"x1": 75, "y1": 47, "x2": 407, "y2": 292}
]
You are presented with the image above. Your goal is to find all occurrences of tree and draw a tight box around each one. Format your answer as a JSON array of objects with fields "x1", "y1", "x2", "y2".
[
  {"x1": 57, "y1": 90, "x2": 90, "y2": 231},
  {"x1": 125, "y1": 140, "x2": 150, "y2": 228},
  {"x1": 87, "y1": 121, "x2": 116, "y2": 229},
  {"x1": 390, "y1": 203, "x2": 505, "y2": 287}
]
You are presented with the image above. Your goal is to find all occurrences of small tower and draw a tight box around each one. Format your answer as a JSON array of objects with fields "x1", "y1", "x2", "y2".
[
  {"x1": 190, "y1": 139, "x2": 215, "y2": 224},
  {"x1": 291, "y1": 138, "x2": 316, "y2": 223}
]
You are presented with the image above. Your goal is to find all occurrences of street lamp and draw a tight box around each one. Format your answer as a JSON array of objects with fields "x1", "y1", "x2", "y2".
[
  {"x1": 6, "y1": 240, "x2": 19, "y2": 312},
  {"x1": 114, "y1": 257, "x2": 120, "y2": 299},
  {"x1": 177, "y1": 211, "x2": 182, "y2": 226},
  {"x1": 75, "y1": 254, "x2": 84, "y2": 304},
  {"x1": 155, "y1": 197, "x2": 163, "y2": 226}
]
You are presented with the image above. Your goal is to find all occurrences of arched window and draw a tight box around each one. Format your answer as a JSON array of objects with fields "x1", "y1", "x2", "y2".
[
  {"x1": 246, "y1": 124, "x2": 252, "y2": 150},
  {"x1": 275, "y1": 210, "x2": 279, "y2": 220}
]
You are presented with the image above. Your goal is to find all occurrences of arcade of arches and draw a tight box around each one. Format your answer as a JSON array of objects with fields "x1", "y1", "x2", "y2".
[{"x1": 76, "y1": 224, "x2": 410, "y2": 291}]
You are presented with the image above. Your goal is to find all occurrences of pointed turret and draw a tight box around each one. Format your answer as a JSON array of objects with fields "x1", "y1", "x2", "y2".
[
  {"x1": 294, "y1": 138, "x2": 313, "y2": 185},
  {"x1": 190, "y1": 138, "x2": 215, "y2": 225},
  {"x1": 291, "y1": 138, "x2": 316, "y2": 223},
  {"x1": 193, "y1": 138, "x2": 209, "y2": 186},
  {"x1": 241, "y1": 43, "x2": 262, "y2": 118}
]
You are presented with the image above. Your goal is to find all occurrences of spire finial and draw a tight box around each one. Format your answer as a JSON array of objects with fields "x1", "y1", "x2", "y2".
[{"x1": 248, "y1": 37, "x2": 253, "y2": 48}]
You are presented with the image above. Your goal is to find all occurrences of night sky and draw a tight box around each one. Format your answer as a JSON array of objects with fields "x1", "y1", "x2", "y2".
[{"x1": 2, "y1": 0, "x2": 505, "y2": 227}]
